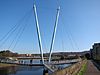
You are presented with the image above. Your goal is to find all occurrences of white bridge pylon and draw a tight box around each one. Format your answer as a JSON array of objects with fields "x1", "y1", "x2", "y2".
[
  {"x1": 33, "y1": 4, "x2": 60, "y2": 72},
  {"x1": 49, "y1": 6, "x2": 60, "y2": 63},
  {"x1": 33, "y1": 4, "x2": 44, "y2": 64}
]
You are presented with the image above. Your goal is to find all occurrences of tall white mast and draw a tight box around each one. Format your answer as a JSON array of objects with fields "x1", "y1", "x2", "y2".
[
  {"x1": 33, "y1": 4, "x2": 44, "y2": 64},
  {"x1": 49, "y1": 6, "x2": 60, "y2": 63}
]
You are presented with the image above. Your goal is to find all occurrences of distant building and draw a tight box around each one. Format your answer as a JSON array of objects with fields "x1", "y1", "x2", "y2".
[
  {"x1": 26, "y1": 54, "x2": 32, "y2": 57},
  {"x1": 18, "y1": 54, "x2": 32, "y2": 57},
  {"x1": 18, "y1": 54, "x2": 27, "y2": 57},
  {"x1": 90, "y1": 43, "x2": 100, "y2": 61}
]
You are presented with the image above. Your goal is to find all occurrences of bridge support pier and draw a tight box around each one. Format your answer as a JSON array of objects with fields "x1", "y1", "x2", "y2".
[{"x1": 43, "y1": 69, "x2": 48, "y2": 75}]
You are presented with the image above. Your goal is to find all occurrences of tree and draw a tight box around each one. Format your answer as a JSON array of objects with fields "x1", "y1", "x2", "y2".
[{"x1": 85, "y1": 53, "x2": 91, "y2": 59}]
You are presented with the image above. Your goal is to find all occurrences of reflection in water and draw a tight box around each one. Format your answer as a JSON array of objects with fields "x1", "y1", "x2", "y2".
[
  {"x1": 0, "y1": 64, "x2": 70, "y2": 75},
  {"x1": 16, "y1": 66, "x2": 44, "y2": 71},
  {"x1": 0, "y1": 66, "x2": 43, "y2": 75},
  {"x1": 0, "y1": 66, "x2": 17, "y2": 75}
]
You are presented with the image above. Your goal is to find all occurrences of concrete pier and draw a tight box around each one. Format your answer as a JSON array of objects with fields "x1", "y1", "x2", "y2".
[{"x1": 43, "y1": 69, "x2": 48, "y2": 75}]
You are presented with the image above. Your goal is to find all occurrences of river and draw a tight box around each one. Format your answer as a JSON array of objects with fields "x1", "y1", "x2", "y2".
[{"x1": 0, "y1": 59, "x2": 71, "y2": 75}]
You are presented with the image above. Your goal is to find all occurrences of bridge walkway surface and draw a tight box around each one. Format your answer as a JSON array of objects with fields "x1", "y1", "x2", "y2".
[{"x1": 84, "y1": 60, "x2": 100, "y2": 75}]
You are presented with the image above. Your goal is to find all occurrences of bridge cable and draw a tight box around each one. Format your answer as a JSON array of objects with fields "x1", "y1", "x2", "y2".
[
  {"x1": 0, "y1": 9, "x2": 32, "y2": 49},
  {"x1": 61, "y1": 13, "x2": 79, "y2": 51},
  {"x1": 8, "y1": 11, "x2": 32, "y2": 50},
  {"x1": 12, "y1": 24, "x2": 27, "y2": 50}
]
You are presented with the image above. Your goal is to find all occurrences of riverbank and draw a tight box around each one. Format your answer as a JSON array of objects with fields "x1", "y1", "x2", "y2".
[
  {"x1": 50, "y1": 59, "x2": 87, "y2": 75},
  {"x1": 77, "y1": 60, "x2": 87, "y2": 75},
  {"x1": 0, "y1": 63, "x2": 17, "y2": 69}
]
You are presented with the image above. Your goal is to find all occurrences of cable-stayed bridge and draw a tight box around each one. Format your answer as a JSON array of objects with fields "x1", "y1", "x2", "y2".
[{"x1": 0, "y1": 3, "x2": 81, "y2": 74}]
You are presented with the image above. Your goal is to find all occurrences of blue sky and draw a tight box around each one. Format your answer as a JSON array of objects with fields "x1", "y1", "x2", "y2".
[{"x1": 0, "y1": 0, "x2": 100, "y2": 54}]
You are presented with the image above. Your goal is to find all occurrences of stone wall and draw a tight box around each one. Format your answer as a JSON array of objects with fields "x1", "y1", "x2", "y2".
[{"x1": 50, "y1": 60, "x2": 86, "y2": 75}]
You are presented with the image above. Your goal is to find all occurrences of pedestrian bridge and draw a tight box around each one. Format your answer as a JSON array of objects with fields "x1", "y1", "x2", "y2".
[{"x1": 17, "y1": 57, "x2": 48, "y2": 59}]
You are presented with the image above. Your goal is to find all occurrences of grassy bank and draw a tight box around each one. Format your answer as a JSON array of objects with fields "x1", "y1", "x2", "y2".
[
  {"x1": 0, "y1": 63, "x2": 17, "y2": 68},
  {"x1": 77, "y1": 60, "x2": 87, "y2": 75}
]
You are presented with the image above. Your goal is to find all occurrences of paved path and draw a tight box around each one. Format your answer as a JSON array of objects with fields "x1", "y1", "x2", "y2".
[{"x1": 84, "y1": 60, "x2": 100, "y2": 75}]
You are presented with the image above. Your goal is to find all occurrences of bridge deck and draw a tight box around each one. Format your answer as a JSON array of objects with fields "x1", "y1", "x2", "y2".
[{"x1": 1, "y1": 59, "x2": 80, "y2": 67}]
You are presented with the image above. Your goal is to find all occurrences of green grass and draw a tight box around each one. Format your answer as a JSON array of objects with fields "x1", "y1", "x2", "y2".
[{"x1": 77, "y1": 62, "x2": 87, "y2": 75}]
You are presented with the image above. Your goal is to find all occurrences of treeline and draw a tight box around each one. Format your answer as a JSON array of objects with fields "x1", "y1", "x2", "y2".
[{"x1": 0, "y1": 50, "x2": 18, "y2": 57}]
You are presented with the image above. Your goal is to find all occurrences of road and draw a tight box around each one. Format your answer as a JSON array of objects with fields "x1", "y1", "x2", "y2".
[{"x1": 84, "y1": 60, "x2": 100, "y2": 75}]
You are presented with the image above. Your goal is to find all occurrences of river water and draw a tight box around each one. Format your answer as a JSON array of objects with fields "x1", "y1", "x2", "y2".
[{"x1": 0, "y1": 59, "x2": 71, "y2": 75}]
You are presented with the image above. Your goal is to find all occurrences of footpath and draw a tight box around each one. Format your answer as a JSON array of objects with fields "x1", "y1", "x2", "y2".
[{"x1": 84, "y1": 60, "x2": 100, "y2": 75}]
